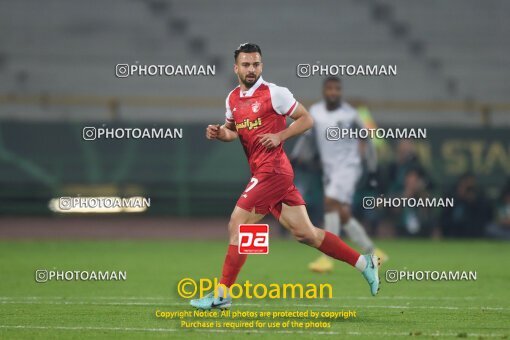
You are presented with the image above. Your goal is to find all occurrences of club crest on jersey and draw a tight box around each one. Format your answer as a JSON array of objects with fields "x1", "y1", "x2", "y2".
[
  {"x1": 251, "y1": 101, "x2": 261, "y2": 113},
  {"x1": 236, "y1": 118, "x2": 262, "y2": 131}
]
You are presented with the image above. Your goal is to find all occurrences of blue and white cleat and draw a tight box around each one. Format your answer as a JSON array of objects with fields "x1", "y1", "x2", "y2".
[
  {"x1": 361, "y1": 254, "x2": 380, "y2": 296},
  {"x1": 190, "y1": 292, "x2": 232, "y2": 310}
]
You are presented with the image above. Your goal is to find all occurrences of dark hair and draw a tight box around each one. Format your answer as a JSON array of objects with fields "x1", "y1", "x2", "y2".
[
  {"x1": 234, "y1": 43, "x2": 262, "y2": 61},
  {"x1": 323, "y1": 76, "x2": 341, "y2": 87}
]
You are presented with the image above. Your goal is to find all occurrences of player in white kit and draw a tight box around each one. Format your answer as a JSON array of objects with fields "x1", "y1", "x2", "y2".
[{"x1": 293, "y1": 76, "x2": 388, "y2": 273}]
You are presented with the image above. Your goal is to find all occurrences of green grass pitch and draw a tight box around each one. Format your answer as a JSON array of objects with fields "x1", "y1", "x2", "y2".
[{"x1": 0, "y1": 239, "x2": 509, "y2": 339}]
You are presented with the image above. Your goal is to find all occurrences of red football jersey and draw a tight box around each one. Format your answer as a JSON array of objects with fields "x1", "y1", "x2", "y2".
[{"x1": 225, "y1": 77, "x2": 298, "y2": 176}]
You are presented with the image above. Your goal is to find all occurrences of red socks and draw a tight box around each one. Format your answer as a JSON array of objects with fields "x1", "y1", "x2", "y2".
[
  {"x1": 219, "y1": 233, "x2": 359, "y2": 286},
  {"x1": 318, "y1": 231, "x2": 360, "y2": 267},
  {"x1": 219, "y1": 244, "x2": 247, "y2": 287}
]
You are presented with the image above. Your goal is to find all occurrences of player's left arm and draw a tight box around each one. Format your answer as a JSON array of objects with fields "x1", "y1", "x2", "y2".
[
  {"x1": 259, "y1": 103, "x2": 313, "y2": 149},
  {"x1": 259, "y1": 85, "x2": 314, "y2": 149}
]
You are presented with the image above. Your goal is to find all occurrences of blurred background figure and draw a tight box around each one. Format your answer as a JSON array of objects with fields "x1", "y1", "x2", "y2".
[
  {"x1": 486, "y1": 179, "x2": 510, "y2": 239},
  {"x1": 292, "y1": 77, "x2": 388, "y2": 274},
  {"x1": 0, "y1": 0, "x2": 508, "y2": 244},
  {"x1": 390, "y1": 167, "x2": 434, "y2": 237},
  {"x1": 440, "y1": 173, "x2": 493, "y2": 238},
  {"x1": 290, "y1": 131, "x2": 324, "y2": 229},
  {"x1": 385, "y1": 140, "x2": 426, "y2": 195}
]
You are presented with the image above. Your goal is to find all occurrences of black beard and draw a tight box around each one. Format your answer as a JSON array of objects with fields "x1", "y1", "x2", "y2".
[
  {"x1": 326, "y1": 100, "x2": 341, "y2": 111},
  {"x1": 241, "y1": 75, "x2": 259, "y2": 89}
]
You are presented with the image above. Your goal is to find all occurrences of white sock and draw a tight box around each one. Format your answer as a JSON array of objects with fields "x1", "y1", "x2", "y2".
[
  {"x1": 324, "y1": 211, "x2": 340, "y2": 236},
  {"x1": 216, "y1": 285, "x2": 230, "y2": 299},
  {"x1": 343, "y1": 218, "x2": 374, "y2": 253},
  {"x1": 354, "y1": 255, "x2": 367, "y2": 272}
]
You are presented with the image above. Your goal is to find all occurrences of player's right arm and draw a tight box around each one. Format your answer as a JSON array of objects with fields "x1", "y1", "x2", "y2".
[
  {"x1": 206, "y1": 122, "x2": 238, "y2": 142},
  {"x1": 206, "y1": 91, "x2": 239, "y2": 142}
]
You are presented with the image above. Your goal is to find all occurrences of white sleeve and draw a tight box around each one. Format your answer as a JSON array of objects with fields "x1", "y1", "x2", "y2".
[
  {"x1": 270, "y1": 85, "x2": 298, "y2": 116},
  {"x1": 225, "y1": 94, "x2": 234, "y2": 122}
]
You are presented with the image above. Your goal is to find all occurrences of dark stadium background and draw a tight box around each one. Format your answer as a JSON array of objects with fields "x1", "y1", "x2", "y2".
[
  {"x1": 0, "y1": 0, "x2": 509, "y2": 239},
  {"x1": 1, "y1": 1, "x2": 510, "y2": 339}
]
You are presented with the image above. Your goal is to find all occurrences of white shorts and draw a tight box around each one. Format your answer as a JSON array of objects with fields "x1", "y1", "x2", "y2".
[{"x1": 323, "y1": 165, "x2": 362, "y2": 205}]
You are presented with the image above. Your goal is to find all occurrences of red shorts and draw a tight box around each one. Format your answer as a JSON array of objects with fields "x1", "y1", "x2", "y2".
[{"x1": 235, "y1": 172, "x2": 306, "y2": 220}]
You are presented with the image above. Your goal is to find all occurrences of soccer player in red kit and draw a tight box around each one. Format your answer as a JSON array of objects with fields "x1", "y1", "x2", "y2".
[{"x1": 190, "y1": 43, "x2": 380, "y2": 310}]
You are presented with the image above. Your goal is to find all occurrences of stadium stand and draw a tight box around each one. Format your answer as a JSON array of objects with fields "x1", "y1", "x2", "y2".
[{"x1": 0, "y1": 0, "x2": 508, "y2": 125}]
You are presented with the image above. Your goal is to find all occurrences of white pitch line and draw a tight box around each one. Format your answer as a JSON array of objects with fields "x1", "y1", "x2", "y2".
[
  {"x1": 0, "y1": 295, "x2": 491, "y2": 301},
  {"x1": 0, "y1": 299, "x2": 508, "y2": 311},
  {"x1": 0, "y1": 301, "x2": 163, "y2": 306},
  {"x1": 0, "y1": 325, "x2": 507, "y2": 338},
  {"x1": 0, "y1": 325, "x2": 506, "y2": 338},
  {"x1": 335, "y1": 296, "x2": 483, "y2": 301}
]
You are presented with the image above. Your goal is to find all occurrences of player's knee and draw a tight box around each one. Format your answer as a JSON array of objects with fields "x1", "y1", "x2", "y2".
[
  {"x1": 229, "y1": 234, "x2": 239, "y2": 245},
  {"x1": 227, "y1": 219, "x2": 241, "y2": 244},
  {"x1": 228, "y1": 219, "x2": 239, "y2": 234}
]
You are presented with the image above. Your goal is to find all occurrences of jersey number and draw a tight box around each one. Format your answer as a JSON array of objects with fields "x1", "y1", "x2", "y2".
[{"x1": 245, "y1": 177, "x2": 259, "y2": 193}]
